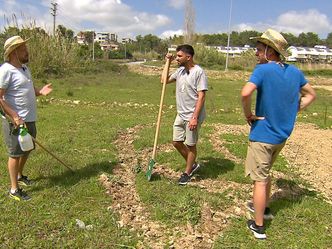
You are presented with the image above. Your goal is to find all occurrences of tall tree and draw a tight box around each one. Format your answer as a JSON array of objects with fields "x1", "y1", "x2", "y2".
[
  {"x1": 57, "y1": 25, "x2": 74, "y2": 40},
  {"x1": 281, "y1": 32, "x2": 298, "y2": 46},
  {"x1": 325, "y1": 32, "x2": 332, "y2": 48}
]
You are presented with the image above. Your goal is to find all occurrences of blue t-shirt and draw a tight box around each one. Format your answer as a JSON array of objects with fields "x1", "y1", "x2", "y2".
[{"x1": 248, "y1": 62, "x2": 307, "y2": 144}]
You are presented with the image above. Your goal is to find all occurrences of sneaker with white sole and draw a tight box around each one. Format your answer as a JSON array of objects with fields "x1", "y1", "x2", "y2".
[
  {"x1": 189, "y1": 162, "x2": 201, "y2": 177},
  {"x1": 18, "y1": 175, "x2": 33, "y2": 186},
  {"x1": 178, "y1": 173, "x2": 191, "y2": 185},
  {"x1": 9, "y1": 188, "x2": 31, "y2": 201},
  {"x1": 246, "y1": 201, "x2": 274, "y2": 220},
  {"x1": 247, "y1": 219, "x2": 266, "y2": 239}
]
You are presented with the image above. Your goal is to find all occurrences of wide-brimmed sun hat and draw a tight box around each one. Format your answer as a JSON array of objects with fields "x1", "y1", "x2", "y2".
[
  {"x1": 250, "y1": 29, "x2": 290, "y2": 57},
  {"x1": 3, "y1": 35, "x2": 29, "y2": 61}
]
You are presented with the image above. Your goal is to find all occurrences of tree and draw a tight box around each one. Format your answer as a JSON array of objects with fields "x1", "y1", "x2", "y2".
[
  {"x1": 281, "y1": 32, "x2": 298, "y2": 46},
  {"x1": 325, "y1": 32, "x2": 332, "y2": 48},
  {"x1": 56, "y1": 25, "x2": 74, "y2": 40},
  {"x1": 297, "y1": 32, "x2": 321, "y2": 47},
  {"x1": 83, "y1": 31, "x2": 95, "y2": 44},
  {"x1": 238, "y1": 30, "x2": 260, "y2": 46},
  {"x1": 229, "y1": 31, "x2": 239, "y2": 46}
]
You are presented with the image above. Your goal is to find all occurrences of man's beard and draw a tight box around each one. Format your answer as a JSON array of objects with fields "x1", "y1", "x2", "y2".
[{"x1": 20, "y1": 55, "x2": 29, "y2": 64}]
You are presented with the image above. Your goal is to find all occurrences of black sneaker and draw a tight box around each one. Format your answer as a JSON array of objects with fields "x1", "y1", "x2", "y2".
[
  {"x1": 247, "y1": 220, "x2": 266, "y2": 239},
  {"x1": 189, "y1": 162, "x2": 201, "y2": 177},
  {"x1": 18, "y1": 175, "x2": 33, "y2": 186},
  {"x1": 178, "y1": 173, "x2": 191, "y2": 185},
  {"x1": 246, "y1": 201, "x2": 274, "y2": 220},
  {"x1": 9, "y1": 188, "x2": 31, "y2": 201}
]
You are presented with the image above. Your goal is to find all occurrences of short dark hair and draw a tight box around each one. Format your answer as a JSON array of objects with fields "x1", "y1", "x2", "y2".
[{"x1": 176, "y1": 44, "x2": 195, "y2": 56}]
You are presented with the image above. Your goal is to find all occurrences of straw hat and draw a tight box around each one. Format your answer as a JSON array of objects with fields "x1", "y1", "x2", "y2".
[
  {"x1": 3, "y1": 35, "x2": 29, "y2": 61},
  {"x1": 250, "y1": 29, "x2": 289, "y2": 57}
]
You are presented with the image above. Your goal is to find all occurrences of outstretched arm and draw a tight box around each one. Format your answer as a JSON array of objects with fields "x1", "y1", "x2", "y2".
[{"x1": 35, "y1": 83, "x2": 53, "y2": 96}]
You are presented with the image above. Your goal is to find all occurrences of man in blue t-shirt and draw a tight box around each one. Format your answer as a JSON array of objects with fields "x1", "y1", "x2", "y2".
[{"x1": 241, "y1": 29, "x2": 316, "y2": 239}]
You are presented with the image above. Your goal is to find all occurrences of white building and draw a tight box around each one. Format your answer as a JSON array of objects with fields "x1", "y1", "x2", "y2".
[
  {"x1": 287, "y1": 46, "x2": 332, "y2": 63},
  {"x1": 215, "y1": 45, "x2": 253, "y2": 57},
  {"x1": 76, "y1": 31, "x2": 119, "y2": 51}
]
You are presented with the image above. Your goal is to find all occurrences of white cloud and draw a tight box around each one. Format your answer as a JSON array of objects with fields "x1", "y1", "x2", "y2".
[
  {"x1": 233, "y1": 9, "x2": 330, "y2": 37},
  {"x1": 276, "y1": 9, "x2": 330, "y2": 35},
  {"x1": 53, "y1": 0, "x2": 171, "y2": 38},
  {"x1": 160, "y1": 29, "x2": 183, "y2": 39},
  {"x1": 234, "y1": 23, "x2": 254, "y2": 32},
  {"x1": 1, "y1": 0, "x2": 172, "y2": 38},
  {"x1": 168, "y1": 0, "x2": 186, "y2": 9}
]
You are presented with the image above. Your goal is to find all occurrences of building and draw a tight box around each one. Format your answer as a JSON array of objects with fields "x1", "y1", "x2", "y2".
[
  {"x1": 76, "y1": 31, "x2": 87, "y2": 45},
  {"x1": 215, "y1": 45, "x2": 253, "y2": 57},
  {"x1": 122, "y1": 38, "x2": 134, "y2": 44},
  {"x1": 76, "y1": 31, "x2": 119, "y2": 51},
  {"x1": 95, "y1": 32, "x2": 110, "y2": 44},
  {"x1": 287, "y1": 45, "x2": 332, "y2": 63}
]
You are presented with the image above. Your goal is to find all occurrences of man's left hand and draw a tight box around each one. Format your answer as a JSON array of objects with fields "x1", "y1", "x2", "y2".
[{"x1": 39, "y1": 83, "x2": 53, "y2": 96}]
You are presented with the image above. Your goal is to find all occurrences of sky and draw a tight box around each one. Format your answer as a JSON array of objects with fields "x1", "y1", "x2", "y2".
[{"x1": 0, "y1": 0, "x2": 331, "y2": 40}]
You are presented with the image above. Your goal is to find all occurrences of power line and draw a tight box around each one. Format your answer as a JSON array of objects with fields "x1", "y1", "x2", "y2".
[{"x1": 56, "y1": 5, "x2": 84, "y2": 33}]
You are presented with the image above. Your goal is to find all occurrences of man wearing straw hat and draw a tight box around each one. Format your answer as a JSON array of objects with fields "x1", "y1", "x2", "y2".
[
  {"x1": 241, "y1": 29, "x2": 316, "y2": 239},
  {"x1": 0, "y1": 35, "x2": 52, "y2": 201}
]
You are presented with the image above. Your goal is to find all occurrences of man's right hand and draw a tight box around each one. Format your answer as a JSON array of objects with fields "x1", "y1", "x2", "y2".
[
  {"x1": 165, "y1": 53, "x2": 174, "y2": 61},
  {"x1": 13, "y1": 116, "x2": 24, "y2": 127},
  {"x1": 246, "y1": 114, "x2": 265, "y2": 126}
]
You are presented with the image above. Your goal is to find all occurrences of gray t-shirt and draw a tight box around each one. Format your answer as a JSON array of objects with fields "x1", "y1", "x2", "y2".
[
  {"x1": 170, "y1": 64, "x2": 208, "y2": 121},
  {"x1": 0, "y1": 62, "x2": 37, "y2": 122}
]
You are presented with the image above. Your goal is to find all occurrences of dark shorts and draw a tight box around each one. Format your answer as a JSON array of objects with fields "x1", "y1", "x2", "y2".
[{"x1": 2, "y1": 120, "x2": 37, "y2": 157}]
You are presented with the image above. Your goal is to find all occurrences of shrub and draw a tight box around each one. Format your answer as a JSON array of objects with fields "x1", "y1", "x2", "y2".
[{"x1": 0, "y1": 21, "x2": 89, "y2": 78}]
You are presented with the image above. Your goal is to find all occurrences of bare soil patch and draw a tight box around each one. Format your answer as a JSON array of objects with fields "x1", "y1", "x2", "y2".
[
  {"x1": 99, "y1": 121, "x2": 331, "y2": 247},
  {"x1": 100, "y1": 126, "x2": 249, "y2": 249},
  {"x1": 282, "y1": 123, "x2": 332, "y2": 201}
]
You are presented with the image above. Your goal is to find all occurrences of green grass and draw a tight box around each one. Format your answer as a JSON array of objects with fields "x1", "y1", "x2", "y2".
[
  {"x1": 0, "y1": 67, "x2": 331, "y2": 247},
  {"x1": 214, "y1": 193, "x2": 332, "y2": 248},
  {"x1": 136, "y1": 173, "x2": 233, "y2": 227}
]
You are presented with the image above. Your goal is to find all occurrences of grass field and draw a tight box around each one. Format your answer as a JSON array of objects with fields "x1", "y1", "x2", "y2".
[{"x1": 0, "y1": 64, "x2": 331, "y2": 248}]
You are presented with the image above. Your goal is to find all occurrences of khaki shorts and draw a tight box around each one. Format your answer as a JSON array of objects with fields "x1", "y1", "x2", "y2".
[
  {"x1": 2, "y1": 120, "x2": 37, "y2": 157},
  {"x1": 173, "y1": 115, "x2": 201, "y2": 146},
  {"x1": 245, "y1": 141, "x2": 285, "y2": 181}
]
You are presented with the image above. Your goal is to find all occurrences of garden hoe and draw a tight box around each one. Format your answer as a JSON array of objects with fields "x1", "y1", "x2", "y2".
[
  {"x1": 0, "y1": 109, "x2": 74, "y2": 173},
  {"x1": 146, "y1": 57, "x2": 171, "y2": 181}
]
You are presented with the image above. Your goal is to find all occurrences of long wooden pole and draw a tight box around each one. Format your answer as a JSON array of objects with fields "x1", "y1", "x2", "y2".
[
  {"x1": 31, "y1": 137, "x2": 74, "y2": 172},
  {"x1": 151, "y1": 58, "x2": 171, "y2": 160}
]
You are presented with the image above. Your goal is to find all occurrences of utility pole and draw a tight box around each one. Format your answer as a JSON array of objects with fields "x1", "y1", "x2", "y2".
[
  {"x1": 184, "y1": 0, "x2": 195, "y2": 45},
  {"x1": 92, "y1": 31, "x2": 95, "y2": 61},
  {"x1": 225, "y1": 0, "x2": 233, "y2": 71},
  {"x1": 51, "y1": 1, "x2": 58, "y2": 36}
]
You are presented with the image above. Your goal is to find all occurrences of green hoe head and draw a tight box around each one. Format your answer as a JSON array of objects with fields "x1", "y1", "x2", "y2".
[{"x1": 146, "y1": 158, "x2": 155, "y2": 181}]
